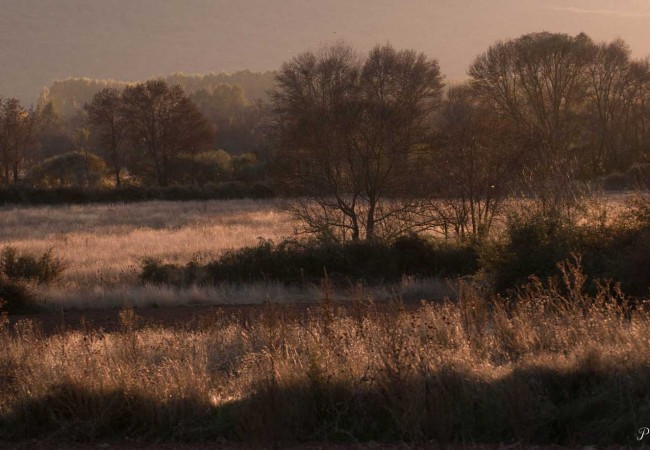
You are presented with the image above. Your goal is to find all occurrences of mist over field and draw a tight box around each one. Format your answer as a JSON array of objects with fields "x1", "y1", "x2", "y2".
[{"x1": 2, "y1": 0, "x2": 650, "y2": 104}]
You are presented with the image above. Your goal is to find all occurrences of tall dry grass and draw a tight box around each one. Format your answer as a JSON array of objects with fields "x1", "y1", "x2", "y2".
[
  {"x1": 0, "y1": 199, "x2": 460, "y2": 310},
  {"x1": 0, "y1": 199, "x2": 292, "y2": 288},
  {"x1": 0, "y1": 200, "x2": 298, "y2": 308},
  {"x1": 1, "y1": 260, "x2": 648, "y2": 445}
]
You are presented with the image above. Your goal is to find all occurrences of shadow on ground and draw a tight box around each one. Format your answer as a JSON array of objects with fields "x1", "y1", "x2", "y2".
[{"x1": 1, "y1": 360, "x2": 649, "y2": 446}]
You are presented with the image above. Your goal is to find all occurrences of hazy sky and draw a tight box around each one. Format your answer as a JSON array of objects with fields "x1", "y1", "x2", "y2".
[{"x1": 1, "y1": 0, "x2": 650, "y2": 104}]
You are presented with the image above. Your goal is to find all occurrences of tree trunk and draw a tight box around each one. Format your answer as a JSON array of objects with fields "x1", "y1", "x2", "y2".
[
  {"x1": 366, "y1": 200, "x2": 376, "y2": 240},
  {"x1": 351, "y1": 216, "x2": 360, "y2": 241}
]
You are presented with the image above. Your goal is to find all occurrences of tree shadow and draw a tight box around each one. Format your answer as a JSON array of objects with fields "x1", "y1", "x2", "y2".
[{"x1": 1, "y1": 361, "x2": 649, "y2": 445}]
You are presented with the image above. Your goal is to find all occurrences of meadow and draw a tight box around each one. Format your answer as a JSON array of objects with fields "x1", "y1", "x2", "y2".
[
  {"x1": 0, "y1": 200, "x2": 296, "y2": 308},
  {"x1": 0, "y1": 194, "x2": 649, "y2": 446},
  {"x1": 0, "y1": 199, "x2": 456, "y2": 310},
  {"x1": 1, "y1": 261, "x2": 648, "y2": 445}
]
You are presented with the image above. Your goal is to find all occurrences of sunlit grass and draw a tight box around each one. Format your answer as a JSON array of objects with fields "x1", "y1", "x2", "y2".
[
  {"x1": 0, "y1": 194, "x2": 635, "y2": 310},
  {"x1": 0, "y1": 200, "x2": 295, "y2": 306},
  {"x1": 0, "y1": 263, "x2": 647, "y2": 444}
]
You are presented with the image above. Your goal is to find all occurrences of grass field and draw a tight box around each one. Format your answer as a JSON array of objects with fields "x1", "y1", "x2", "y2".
[
  {"x1": 0, "y1": 194, "x2": 635, "y2": 310},
  {"x1": 0, "y1": 199, "x2": 457, "y2": 309},
  {"x1": 0, "y1": 195, "x2": 648, "y2": 446},
  {"x1": 1, "y1": 263, "x2": 647, "y2": 445},
  {"x1": 0, "y1": 199, "x2": 292, "y2": 288},
  {"x1": 0, "y1": 200, "x2": 305, "y2": 309}
]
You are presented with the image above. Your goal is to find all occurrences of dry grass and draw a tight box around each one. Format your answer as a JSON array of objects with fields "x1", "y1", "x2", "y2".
[
  {"x1": 0, "y1": 194, "x2": 637, "y2": 310},
  {"x1": 0, "y1": 199, "x2": 292, "y2": 288},
  {"x1": 0, "y1": 199, "x2": 464, "y2": 310},
  {"x1": 0, "y1": 200, "x2": 298, "y2": 308},
  {"x1": 0, "y1": 261, "x2": 648, "y2": 445},
  {"x1": 39, "y1": 277, "x2": 455, "y2": 310}
]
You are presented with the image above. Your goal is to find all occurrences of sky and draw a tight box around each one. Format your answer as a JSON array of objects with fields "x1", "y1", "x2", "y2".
[{"x1": 1, "y1": 0, "x2": 650, "y2": 104}]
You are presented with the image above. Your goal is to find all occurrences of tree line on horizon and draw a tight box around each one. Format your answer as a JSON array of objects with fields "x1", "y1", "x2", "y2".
[
  {"x1": 0, "y1": 32, "x2": 649, "y2": 231},
  {"x1": 0, "y1": 72, "x2": 272, "y2": 189}
]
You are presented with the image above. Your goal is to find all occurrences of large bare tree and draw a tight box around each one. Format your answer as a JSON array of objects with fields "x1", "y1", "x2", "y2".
[
  {"x1": 122, "y1": 80, "x2": 213, "y2": 187},
  {"x1": 85, "y1": 88, "x2": 129, "y2": 187},
  {"x1": 469, "y1": 32, "x2": 650, "y2": 194},
  {"x1": 0, "y1": 97, "x2": 37, "y2": 185},
  {"x1": 271, "y1": 42, "x2": 444, "y2": 241},
  {"x1": 430, "y1": 84, "x2": 524, "y2": 239},
  {"x1": 469, "y1": 32, "x2": 593, "y2": 160},
  {"x1": 468, "y1": 32, "x2": 597, "y2": 217},
  {"x1": 620, "y1": 59, "x2": 650, "y2": 169}
]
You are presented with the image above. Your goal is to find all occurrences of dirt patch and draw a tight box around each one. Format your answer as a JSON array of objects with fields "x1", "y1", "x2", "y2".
[{"x1": 6, "y1": 299, "x2": 419, "y2": 337}]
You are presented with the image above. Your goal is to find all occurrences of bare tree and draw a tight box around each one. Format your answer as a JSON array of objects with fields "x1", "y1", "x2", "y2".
[
  {"x1": 122, "y1": 80, "x2": 213, "y2": 187},
  {"x1": 430, "y1": 84, "x2": 524, "y2": 239},
  {"x1": 271, "y1": 42, "x2": 444, "y2": 241},
  {"x1": 469, "y1": 32, "x2": 592, "y2": 161},
  {"x1": 0, "y1": 97, "x2": 37, "y2": 185},
  {"x1": 85, "y1": 88, "x2": 129, "y2": 187},
  {"x1": 624, "y1": 59, "x2": 650, "y2": 167},
  {"x1": 583, "y1": 39, "x2": 639, "y2": 174},
  {"x1": 468, "y1": 32, "x2": 596, "y2": 218}
]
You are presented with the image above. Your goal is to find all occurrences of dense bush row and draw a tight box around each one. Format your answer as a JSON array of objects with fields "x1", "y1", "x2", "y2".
[
  {"x1": 141, "y1": 235, "x2": 480, "y2": 287},
  {"x1": 0, "y1": 182, "x2": 274, "y2": 205}
]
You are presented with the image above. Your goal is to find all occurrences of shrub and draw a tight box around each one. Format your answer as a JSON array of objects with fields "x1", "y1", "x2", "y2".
[
  {"x1": 177, "y1": 150, "x2": 233, "y2": 186},
  {"x1": 232, "y1": 152, "x2": 262, "y2": 183},
  {"x1": 140, "y1": 258, "x2": 182, "y2": 285},
  {"x1": 602, "y1": 172, "x2": 628, "y2": 191},
  {"x1": 211, "y1": 235, "x2": 478, "y2": 285},
  {"x1": 0, "y1": 247, "x2": 65, "y2": 284},
  {"x1": 626, "y1": 163, "x2": 650, "y2": 190},
  {"x1": 0, "y1": 273, "x2": 36, "y2": 314},
  {"x1": 605, "y1": 225, "x2": 650, "y2": 296},
  {"x1": 483, "y1": 207, "x2": 650, "y2": 296},
  {"x1": 140, "y1": 257, "x2": 206, "y2": 286},
  {"x1": 0, "y1": 247, "x2": 63, "y2": 314},
  {"x1": 481, "y1": 214, "x2": 575, "y2": 292},
  {"x1": 0, "y1": 184, "x2": 276, "y2": 206},
  {"x1": 27, "y1": 151, "x2": 107, "y2": 188},
  {"x1": 249, "y1": 182, "x2": 275, "y2": 199}
]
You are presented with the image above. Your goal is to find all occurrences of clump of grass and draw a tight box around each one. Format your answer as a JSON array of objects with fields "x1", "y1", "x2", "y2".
[
  {"x1": 0, "y1": 270, "x2": 37, "y2": 315},
  {"x1": 1, "y1": 260, "x2": 649, "y2": 445},
  {"x1": 0, "y1": 247, "x2": 65, "y2": 284},
  {"x1": 0, "y1": 247, "x2": 64, "y2": 314}
]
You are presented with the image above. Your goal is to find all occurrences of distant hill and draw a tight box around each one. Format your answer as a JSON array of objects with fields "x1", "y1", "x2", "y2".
[{"x1": 44, "y1": 71, "x2": 277, "y2": 118}]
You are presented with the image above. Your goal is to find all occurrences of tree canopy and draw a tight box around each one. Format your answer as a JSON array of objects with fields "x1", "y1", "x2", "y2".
[
  {"x1": 121, "y1": 80, "x2": 213, "y2": 187},
  {"x1": 271, "y1": 42, "x2": 444, "y2": 241}
]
